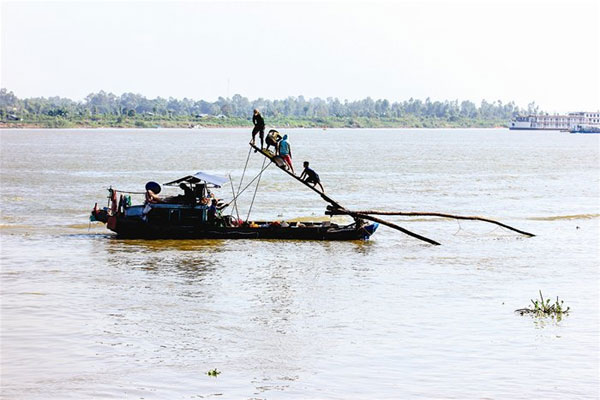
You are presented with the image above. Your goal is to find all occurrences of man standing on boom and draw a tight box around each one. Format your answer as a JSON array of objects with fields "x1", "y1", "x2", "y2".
[
  {"x1": 251, "y1": 109, "x2": 265, "y2": 149},
  {"x1": 277, "y1": 134, "x2": 295, "y2": 174}
]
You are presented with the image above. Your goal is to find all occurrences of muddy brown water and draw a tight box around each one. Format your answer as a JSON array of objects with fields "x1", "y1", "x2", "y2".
[{"x1": 1, "y1": 128, "x2": 598, "y2": 398}]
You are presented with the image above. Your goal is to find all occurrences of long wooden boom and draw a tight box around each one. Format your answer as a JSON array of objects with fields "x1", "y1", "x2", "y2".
[
  {"x1": 337, "y1": 209, "x2": 535, "y2": 237},
  {"x1": 249, "y1": 143, "x2": 440, "y2": 245}
]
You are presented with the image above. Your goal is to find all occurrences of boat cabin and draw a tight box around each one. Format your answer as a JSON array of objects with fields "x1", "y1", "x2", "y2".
[{"x1": 119, "y1": 171, "x2": 229, "y2": 227}]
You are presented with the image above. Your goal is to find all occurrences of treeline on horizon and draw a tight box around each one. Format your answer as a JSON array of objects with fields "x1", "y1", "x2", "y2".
[{"x1": 0, "y1": 88, "x2": 540, "y2": 129}]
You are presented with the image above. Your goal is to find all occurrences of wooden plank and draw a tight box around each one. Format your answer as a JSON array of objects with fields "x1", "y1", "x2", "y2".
[{"x1": 249, "y1": 143, "x2": 343, "y2": 208}]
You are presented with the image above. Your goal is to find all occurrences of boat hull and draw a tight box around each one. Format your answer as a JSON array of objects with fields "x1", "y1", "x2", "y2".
[
  {"x1": 94, "y1": 208, "x2": 378, "y2": 241},
  {"x1": 93, "y1": 182, "x2": 379, "y2": 241},
  {"x1": 107, "y1": 216, "x2": 377, "y2": 240}
]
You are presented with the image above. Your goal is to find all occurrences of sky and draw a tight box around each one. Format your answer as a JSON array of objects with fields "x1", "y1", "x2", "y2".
[{"x1": 1, "y1": 0, "x2": 599, "y2": 112}]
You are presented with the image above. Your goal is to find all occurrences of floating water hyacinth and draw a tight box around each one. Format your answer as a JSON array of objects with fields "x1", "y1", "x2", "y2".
[{"x1": 515, "y1": 290, "x2": 570, "y2": 319}]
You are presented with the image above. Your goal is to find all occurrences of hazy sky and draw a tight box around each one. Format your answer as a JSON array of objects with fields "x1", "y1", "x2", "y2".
[{"x1": 1, "y1": 0, "x2": 599, "y2": 112}]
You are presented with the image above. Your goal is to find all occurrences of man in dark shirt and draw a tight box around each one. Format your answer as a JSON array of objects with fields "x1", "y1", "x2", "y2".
[
  {"x1": 179, "y1": 183, "x2": 196, "y2": 205},
  {"x1": 251, "y1": 109, "x2": 265, "y2": 149},
  {"x1": 207, "y1": 198, "x2": 228, "y2": 225},
  {"x1": 207, "y1": 199, "x2": 219, "y2": 224},
  {"x1": 300, "y1": 161, "x2": 324, "y2": 192}
]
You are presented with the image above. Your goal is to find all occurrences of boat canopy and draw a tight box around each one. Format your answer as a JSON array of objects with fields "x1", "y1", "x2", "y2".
[{"x1": 164, "y1": 172, "x2": 228, "y2": 188}]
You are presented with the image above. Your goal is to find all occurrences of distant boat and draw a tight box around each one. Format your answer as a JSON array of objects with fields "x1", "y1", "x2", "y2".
[
  {"x1": 510, "y1": 111, "x2": 600, "y2": 131},
  {"x1": 569, "y1": 125, "x2": 600, "y2": 134}
]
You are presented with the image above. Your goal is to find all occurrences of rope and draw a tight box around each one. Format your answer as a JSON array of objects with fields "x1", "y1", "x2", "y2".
[
  {"x1": 227, "y1": 161, "x2": 272, "y2": 205},
  {"x1": 228, "y1": 174, "x2": 240, "y2": 221},
  {"x1": 236, "y1": 146, "x2": 252, "y2": 200},
  {"x1": 453, "y1": 219, "x2": 463, "y2": 236},
  {"x1": 246, "y1": 156, "x2": 267, "y2": 222},
  {"x1": 110, "y1": 189, "x2": 146, "y2": 194},
  {"x1": 453, "y1": 218, "x2": 504, "y2": 236}
]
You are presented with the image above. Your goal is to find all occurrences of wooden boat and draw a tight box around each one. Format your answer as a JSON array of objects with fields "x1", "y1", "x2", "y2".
[
  {"x1": 91, "y1": 169, "x2": 379, "y2": 241},
  {"x1": 91, "y1": 142, "x2": 534, "y2": 244}
]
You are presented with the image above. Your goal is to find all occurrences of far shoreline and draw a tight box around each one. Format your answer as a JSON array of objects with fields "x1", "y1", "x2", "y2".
[
  {"x1": 0, "y1": 122, "x2": 509, "y2": 130},
  {"x1": 0, "y1": 125, "x2": 510, "y2": 130},
  {"x1": 0, "y1": 112, "x2": 510, "y2": 130}
]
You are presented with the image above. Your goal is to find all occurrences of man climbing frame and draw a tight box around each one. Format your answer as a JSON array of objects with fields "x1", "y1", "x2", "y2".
[{"x1": 300, "y1": 161, "x2": 324, "y2": 193}]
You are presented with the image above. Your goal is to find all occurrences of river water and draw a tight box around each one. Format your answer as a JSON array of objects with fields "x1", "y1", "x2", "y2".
[{"x1": 1, "y1": 128, "x2": 598, "y2": 399}]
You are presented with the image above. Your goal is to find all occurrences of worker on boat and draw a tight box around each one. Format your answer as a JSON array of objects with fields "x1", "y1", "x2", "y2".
[
  {"x1": 202, "y1": 189, "x2": 218, "y2": 206},
  {"x1": 251, "y1": 109, "x2": 265, "y2": 149},
  {"x1": 277, "y1": 134, "x2": 295, "y2": 174},
  {"x1": 161, "y1": 183, "x2": 196, "y2": 205},
  {"x1": 178, "y1": 183, "x2": 196, "y2": 204},
  {"x1": 195, "y1": 183, "x2": 210, "y2": 205},
  {"x1": 265, "y1": 129, "x2": 282, "y2": 153},
  {"x1": 207, "y1": 198, "x2": 227, "y2": 225},
  {"x1": 207, "y1": 199, "x2": 218, "y2": 223},
  {"x1": 300, "y1": 161, "x2": 324, "y2": 192},
  {"x1": 211, "y1": 192, "x2": 228, "y2": 209},
  {"x1": 145, "y1": 188, "x2": 162, "y2": 204}
]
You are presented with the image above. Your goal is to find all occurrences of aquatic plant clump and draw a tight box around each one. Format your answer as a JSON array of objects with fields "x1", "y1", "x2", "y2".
[{"x1": 515, "y1": 290, "x2": 570, "y2": 319}]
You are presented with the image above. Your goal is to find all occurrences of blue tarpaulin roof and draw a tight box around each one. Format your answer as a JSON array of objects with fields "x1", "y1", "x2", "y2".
[{"x1": 164, "y1": 172, "x2": 228, "y2": 188}]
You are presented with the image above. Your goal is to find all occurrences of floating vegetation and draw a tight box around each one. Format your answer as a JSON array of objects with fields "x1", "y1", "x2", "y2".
[
  {"x1": 515, "y1": 290, "x2": 570, "y2": 320},
  {"x1": 207, "y1": 368, "x2": 221, "y2": 377}
]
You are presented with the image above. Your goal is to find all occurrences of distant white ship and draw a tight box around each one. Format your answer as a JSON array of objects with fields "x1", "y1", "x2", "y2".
[
  {"x1": 509, "y1": 111, "x2": 600, "y2": 131},
  {"x1": 569, "y1": 125, "x2": 600, "y2": 134}
]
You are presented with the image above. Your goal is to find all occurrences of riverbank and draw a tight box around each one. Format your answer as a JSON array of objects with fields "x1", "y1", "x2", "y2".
[{"x1": 0, "y1": 115, "x2": 508, "y2": 129}]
